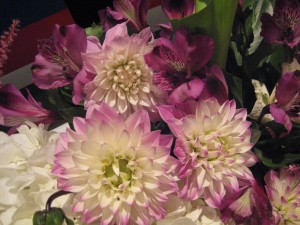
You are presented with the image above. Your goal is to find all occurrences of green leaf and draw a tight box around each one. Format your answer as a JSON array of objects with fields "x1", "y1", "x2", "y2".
[
  {"x1": 243, "y1": 42, "x2": 281, "y2": 76},
  {"x1": 171, "y1": 0, "x2": 238, "y2": 68},
  {"x1": 85, "y1": 23, "x2": 103, "y2": 38},
  {"x1": 224, "y1": 71, "x2": 243, "y2": 107},
  {"x1": 194, "y1": 0, "x2": 211, "y2": 12},
  {"x1": 247, "y1": 0, "x2": 274, "y2": 55},
  {"x1": 251, "y1": 128, "x2": 261, "y2": 144},
  {"x1": 33, "y1": 211, "x2": 47, "y2": 225},
  {"x1": 33, "y1": 208, "x2": 64, "y2": 225},
  {"x1": 255, "y1": 148, "x2": 300, "y2": 168},
  {"x1": 47, "y1": 89, "x2": 85, "y2": 124}
]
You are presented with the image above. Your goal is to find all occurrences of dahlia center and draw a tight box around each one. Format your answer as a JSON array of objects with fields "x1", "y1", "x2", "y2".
[
  {"x1": 104, "y1": 158, "x2": 133, "y2": 189},
  {"x1": 109, "y1": 56, "x2": 143, "y2": 93}
]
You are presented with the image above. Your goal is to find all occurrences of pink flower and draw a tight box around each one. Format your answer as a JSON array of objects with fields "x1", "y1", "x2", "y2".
[
  {"x1": 161, "y1": 0, "x2": 195, "y2": 19},
  {"x1": 264, "y1": 168, "x2": 300, "y2": 224},
  {"x1": 32, "y1": 24, "x2": 97, "y2": 104},
  {"x1": 158, "y1": 98, "x2": 257, "y2": 208},
  {"x1": 83, "y1": 23, "x2": 165, "y2": 120},
  {"x1": 261, "y1": 0, "x2": 300, "y2": 48},
  {"x1": 0, "y1": 84, "x2": 60, "y2": 133},
  {"x1": 53, "y1": 103, "x2": 178, "y2": 225},
  {"x1": 270, "y1": 72, "x2": 300, "y2": 134},
  {"x1": 99, "y1": 0, "x2": 149, "y2": 31}
]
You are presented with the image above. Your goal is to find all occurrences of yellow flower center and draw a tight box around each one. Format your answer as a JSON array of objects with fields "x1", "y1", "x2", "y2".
[{"x1": 107, "y1": 55, "x2": 144, "y2": 93}]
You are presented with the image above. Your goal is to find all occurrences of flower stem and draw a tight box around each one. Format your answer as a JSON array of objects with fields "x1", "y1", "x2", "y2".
[{"x1": 45, "y1": 190, "x2": 72, "y2": 211}]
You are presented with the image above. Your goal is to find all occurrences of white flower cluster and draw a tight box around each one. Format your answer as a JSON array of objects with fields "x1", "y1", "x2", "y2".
[{"x1": 0, "y1": 122, "x2": 70, "y2": 225}]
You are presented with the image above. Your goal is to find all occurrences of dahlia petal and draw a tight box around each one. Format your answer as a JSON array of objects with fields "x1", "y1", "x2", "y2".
[
  {"x1": 126, "y1": 110, "x2": 150, "y2": 133},
  {"x1": 103, "y1": 22, "x2": 129, "y2": 48}
]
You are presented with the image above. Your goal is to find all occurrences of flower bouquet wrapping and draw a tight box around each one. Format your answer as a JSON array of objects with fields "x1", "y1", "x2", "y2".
[{"x1": 1, "y1": 0, "x2": 300, "y2": 224}]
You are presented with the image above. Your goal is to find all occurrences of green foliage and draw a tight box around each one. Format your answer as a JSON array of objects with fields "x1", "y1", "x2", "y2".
[
  {"x1": 47, "y1": 87, "x2": 86, "y2": 125},
  {"x1": 224, "y1": 71, "x2": 243, "y2": 107},
  {"x1": 85, "y1": 23, "x2": 103, "y2": 38},
  {"x1": 194, "y1": 0, "x2": 211, "y2": 12},
  {"x1": 33, "y1": 208, "x2": 74, "y2": 225},
  {"x1": 171, "y1": 0, "x2": 238, "y2": 68},
  {"x1": 255, "y1": 148, "x2": 300, "y2": 169}
]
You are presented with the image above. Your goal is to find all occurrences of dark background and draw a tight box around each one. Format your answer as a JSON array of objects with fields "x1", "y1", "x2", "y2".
[{"x1": 1, "y1": 0, "x2": 113, "y2": 33}]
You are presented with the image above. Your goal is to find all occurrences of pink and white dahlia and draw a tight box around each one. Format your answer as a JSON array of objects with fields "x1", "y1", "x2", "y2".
[
  {"x1": 265, "y1": 168, "x2": 300, "y2": 224},
  {"x1": 83, "y1": 23, "x2": 165, "y2": 120},
  {"x1": 158, "y1": 98, "x2": 257, "y2": 208},
  {"x1": 53, "y1": 103, "x2": 178, "y2": 225}
]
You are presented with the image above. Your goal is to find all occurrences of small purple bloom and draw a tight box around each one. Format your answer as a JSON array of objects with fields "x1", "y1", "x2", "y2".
[
  {"x1": 145, "y1": 27, "x2": 214, "y2": 91},
  {"x1": 0, "y1": 84, "x2": 60, "y2": 133},
  {"x1": 261, "y1": 0, "x2": 300, "y2": 48},
  {"x1": 161, "y1": 0, "x2": 195, "y2": 19},
  {"x1": 220, "y1": 182, "x2": 273, "y2": 225},
  {"x1": 270, "y1": 72, "x2": 300, "y2": 134},
  {"x1": 99, "y1": 0, "x2": 149, "y2": 32}
]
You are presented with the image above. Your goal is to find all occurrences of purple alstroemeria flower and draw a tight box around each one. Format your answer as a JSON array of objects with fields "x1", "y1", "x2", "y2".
[
  {"x1": 0, "y1": 84, "x2": 60, "y2": 133},
  {"x1": 269, "y1": 72, "x2": 300, "y2": 134},
  {"x1": 161, "y1": 0, "x2": 195, "y2": 19},
  {"x1": 99, "y1": 0, "x2": 149, "y2": 31},
  {"x1": 169, "y1": 66, "x2": 228, "y2": 106},
  {"x1": 261, "y1": 0, "x2": 300, "y2": 48},
  {"x1": 145, "y1": 27, "x2": 215, "y2": 91},
  {"x1": 220, "y1": 182, "x2": 273, "y2": 225},
  {"x1": 32, "y1": 24, "x2": 97, "y2": 104}
]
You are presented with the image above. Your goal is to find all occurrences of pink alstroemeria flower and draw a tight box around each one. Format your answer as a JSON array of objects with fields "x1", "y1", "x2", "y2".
[
  {"x1": 32, "y1": 24, "x2": 97, "y2": 104},
  {"x1": 270, "y1": 72, "x2": 300, "y2": 134},
  {"x1": 99, "y1": 0, "x2": 149, "y2": 31},
  {"x1": 261, "y1": 0, "x2": 300, "y2": 48},
  {"x1": 0, "y1": 84, "x2": 59, "y2": 133},
  {"x1": 145, "y1": 28, "x2": 214, "y2": 92},
  {"x1": 220, "y1": 182, "x2": 273, "y2": 225},
  {"x1": 161, "y1": 0, "x2": 195, "y2": 19},
  {"x1": 158, "y1": 98, "x2": 257, "y2": 208}
]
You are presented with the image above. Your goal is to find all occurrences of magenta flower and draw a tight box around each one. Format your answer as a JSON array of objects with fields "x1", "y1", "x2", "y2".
[
  {"x1": 261, "y1": 0, "x2": 300, "y2": 48},
  {"x1": 220, "y1": 182, "x2": 273, "y2": 225},
  {"x1": 169, "y1": 66, "x2": 229, "y2": 106},
  {"x1": 32, "y1": 24, "x2": 97, "y2": 104},
  {"x1": 158, "y1": 98, "x2": 257, "y2": 208},
  {"x1": 270, "y1": 72, "x2": 300, "y2": 134},
  {"x1": 145, "y1": 28, "x2": 214, "y2": 91},
  {"x1": 53, "y1": 103, "x2": 178, "y2": 225},
  {"x1": 0, "y1": 84, "x2": 59, "y2": 132},
  {"x1": 161, "y1": 0, "x2": 195, "y2": 19},
  {"x1": 265, "y1": 168, "x2": 300, "y2": 224},
  {"x1": 99, "y1": 0, "x2": 149, "y2": 32}
]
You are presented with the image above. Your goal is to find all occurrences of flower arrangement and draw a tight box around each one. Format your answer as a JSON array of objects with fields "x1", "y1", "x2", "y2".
[{"x1": 1, "y1": 0, "x2": 300, "y2": 224}]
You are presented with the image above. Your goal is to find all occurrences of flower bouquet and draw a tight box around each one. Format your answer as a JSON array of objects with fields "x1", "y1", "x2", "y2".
[{"x1": 1, "y1": 0, "x2": 300, "y2": 224}]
